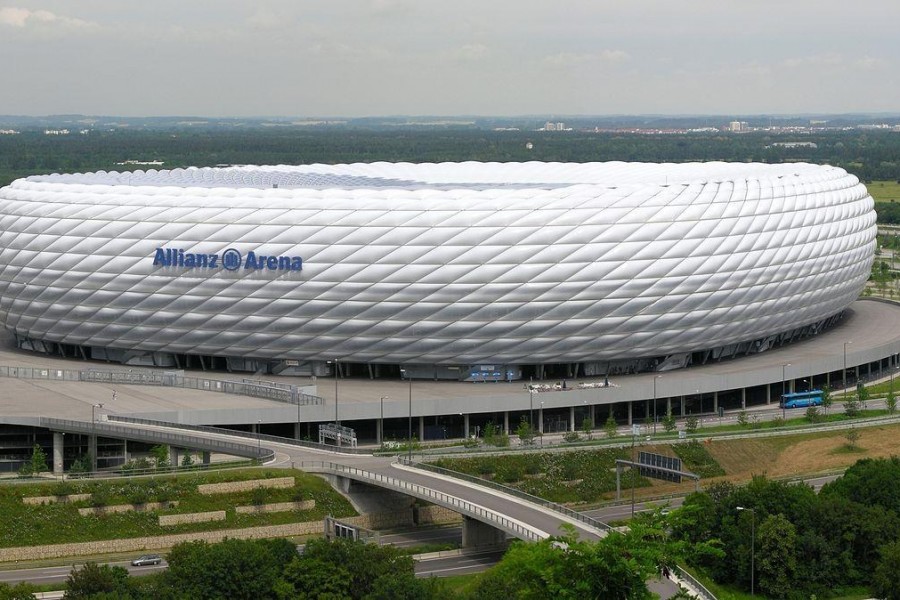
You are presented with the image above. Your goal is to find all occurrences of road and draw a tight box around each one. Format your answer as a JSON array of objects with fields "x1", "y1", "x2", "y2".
[{"x1": 0, "y1": 527, "x2": 468, "y2": 587}]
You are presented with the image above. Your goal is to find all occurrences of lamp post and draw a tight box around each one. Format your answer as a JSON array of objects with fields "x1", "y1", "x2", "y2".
[
  {"x1": 379, "y1": 396, "x2": 388, "y2": 445},
  {"x1": 843, "y1": 341, "x2": 852, "y2": 391},
  {"x1": 539, "y1": 401, "x2": 544, "y2": 446},
  {"x1": 736, "y1": 506, "x2": 756, "y2": 597},
  {"x1": 256, "y1": 419, "x2": 261, "y2": 461},
  {"x1": 653, "y1": 375, "x2": 661, "y2": 435},
  {"x1": 91, "y1": 403, "x2": 103, "y2": 473},
  {"x1": 529, "y1": 380, "x2": 534, "y2": 432},
  {"x1": 781, "y1": 363, "x2": 791, "y2": 420},
  {"x1": 400, "y1": 369, "x2": 413, "y2": 461}
]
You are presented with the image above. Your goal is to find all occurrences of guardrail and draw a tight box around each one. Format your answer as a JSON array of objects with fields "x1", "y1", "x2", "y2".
[
  {"x1": 398, "y1": 456, "x2": 611, "y2": 533},
  {"x1": 41, "y1": 417, "x2": 274, "y2": 463},
  {"x1": 674, "y1": 566, "x2": 718, "y2": 600},
  {"x1": 0, "y1": 365, "x2": 324, "y2": 407},
  {"x1": 108, "y1": 415, "x2": 369, "y2": 455},
  {"x1": 301, "y1": 460, "x2": 543, "y2": 542}
]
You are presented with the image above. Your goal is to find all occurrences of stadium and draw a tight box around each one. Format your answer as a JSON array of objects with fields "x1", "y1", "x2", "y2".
[{"x1": 0, "y1": 161, "x2": 877, "y2": 382}]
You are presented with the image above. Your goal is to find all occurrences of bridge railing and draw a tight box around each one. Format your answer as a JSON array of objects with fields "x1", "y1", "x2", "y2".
[
  {"x1": 301, "y1": 460, "x2": 544, "y2": 543},
  {"x1": 397, "y1": 457, "x2": 611, "y2": 533},
  {"x1": 0, "y1": 365, "x2": 324, "y2": 407},
  {"x1": 673, "y1": 566, "x2": 718, "y2": 600},
  {"x1": 108, "y1": 415, "x2": 369, "y2": 455},
  {"x1": 41, "y1": 417, "x2": 275, "y2": 463}
]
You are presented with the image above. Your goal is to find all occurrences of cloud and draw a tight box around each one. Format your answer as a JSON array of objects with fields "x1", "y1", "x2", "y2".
[
  {"x1": 0, "y1": 6, "x2": 98, "y2": 30},
  {"x1": 541, "y1": 50, "x2": 629, "y2": 68},
  {"x1": 448, "y1": 43, "x2": 489, "y2": 62}
]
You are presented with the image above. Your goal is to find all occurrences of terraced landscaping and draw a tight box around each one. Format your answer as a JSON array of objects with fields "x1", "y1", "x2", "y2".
[{"x1": 0, "y1": 468, "x2": 355, "y2": 548}]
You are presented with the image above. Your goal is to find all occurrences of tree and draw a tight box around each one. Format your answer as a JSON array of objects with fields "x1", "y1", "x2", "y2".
[
  {"x1": 858, "y1": 383, "x2": 870, "y2": 409},
  {"x1": 281, "y1": 537, "x2": 435, "y2": 600},
  {"x1": 873, "y1": 540, "x2": 900, "y2": 600},
  {"x1": 844, "y1": 395, "x2": 861, "y2": 418},
  {"x1": 165, "y1": 538, "x2": 296, "y2": 600},
  {"x1": 604, "y1": 414, "x2": 618, "y2": 439},
  {"x1": 581, "y1": 417, "x2": 594, "y2": 440},
  {"x1": 757, "y1": 514, "x2": 798, "y2": 599},
  {"x1": 516, "y1": 417, "x2": 535, "y2": 446},
  {"x1": 845, "y1": 428, "x2": 861, "y2": 449},
  {"x1": 663, "y1": 411, "x2": 677, "y2": 433},
  {"x1": 181, "y1": 452, "x2": 195, "y2": 467},
  {"x1": 18, "y1": 444, "x2": 49, "y2": 477},
  {"x1": 685, "y1": 415, "x2": 699, "y2": 434},
  {"x1": 737, "y1": 410, "x2": 749, "y2": 427},
  {"x1": 149, "y1": 445, "x2": 170, "y2": 469},
  {"x1": 0, "y1": 582, "x2": 37, "y2": 600},
  {"x1": 805, "y1": 406, "x2": 821, "y2": 423},
  {"x1": 887, "y1": 390, "x2": 897, "y2": 415},
  {"x1": 821, "y1": 385, "x2": 833, "y2": 415},
  {"x1": 64, "y1": 562, "x2": 130, "y2": 599}
]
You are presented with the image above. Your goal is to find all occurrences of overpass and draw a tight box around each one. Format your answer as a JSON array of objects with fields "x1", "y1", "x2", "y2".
[{"x1": 29, "y1": 414, "x2": 608, "y2": 545}]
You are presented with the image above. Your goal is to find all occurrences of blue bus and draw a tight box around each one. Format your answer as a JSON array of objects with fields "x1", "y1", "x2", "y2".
[{"x1": 780, "y1": 389, "x2": 824, "y2": 409}]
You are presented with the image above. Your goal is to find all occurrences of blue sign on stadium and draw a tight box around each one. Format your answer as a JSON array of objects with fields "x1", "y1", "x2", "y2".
[{"x1": 152, "y1": 247, "x2": 303, "y2": 271}]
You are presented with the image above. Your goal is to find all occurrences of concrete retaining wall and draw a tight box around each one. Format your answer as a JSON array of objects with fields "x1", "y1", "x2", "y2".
[
  {"x1": 22, "y1": 494, "x2": 92, "y2": 505},
  {"x1": 235, "y1": 500, "x2": 315, "y2": 514},
  {"x1": 159, "y1": 511, "x2": 226, "y2": 526},
  {"x1": 78, "y1": 501, "x2": 179, "y2": 517},
  {"x1": 197, "y1": 477, "x2": 294, "y2": 495},
  {"x1": 416, "y1": 505, "x2": 463, "y2": 525},
  {"x1": 0, "y1": 510, "x2": 413, "y2": 562}
]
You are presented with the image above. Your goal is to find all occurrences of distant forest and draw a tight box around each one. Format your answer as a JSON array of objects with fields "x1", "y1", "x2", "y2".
[{"x1": 2, "y1": 126, "x2": 898, "y2": 196}]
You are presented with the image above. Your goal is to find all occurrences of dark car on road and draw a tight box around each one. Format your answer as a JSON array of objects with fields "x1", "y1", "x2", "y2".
[{"x1": 131, "y1": 554, "x2": 162, "y2": 567}]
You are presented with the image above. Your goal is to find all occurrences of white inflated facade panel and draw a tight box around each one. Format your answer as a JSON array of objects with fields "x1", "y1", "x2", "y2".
[{"x1": 0, "y1": 162, "x2": 876, "y2": 365}]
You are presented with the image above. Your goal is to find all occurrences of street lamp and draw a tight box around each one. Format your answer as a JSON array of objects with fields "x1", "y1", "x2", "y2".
[
  {"x1": 400, "y1": 368, "x2": 413, "y2": 461},
  {"x1": 781, "y1": 363, "x2": 791, "y2": 421},
  {"x1": 380, "y1": 396, "x2": 388, "y2": 445},
  {"x1": 539, "y1": 401, "x2": 544, "y2": 446},
  {"x1": 736, "y1": 506, "x2": 756, "y2": 597},
  {"x1": 653, "y1": 375, "x2": 662, "y2": 435},
  {"x1": 257, "y1": 419, "x2": 262, "y2": 460},
  {"x1": 529, "y1": 379, "x2": 534, "y2": 432},
  {"x1": 91, "y1": 403, "x2": 103, "y2": 473},
  {"x1": 843, "y1": 341, "x2": 852, "y2": 391}
]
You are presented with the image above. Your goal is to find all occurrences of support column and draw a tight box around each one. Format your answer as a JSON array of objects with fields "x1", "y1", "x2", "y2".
[
  {"x1": 89, "y1": 435, "x2": 98, "y2": 472},
  {"x1": 418, "y1": 416, "x2": 425, "y2": 442},
  {"x1": 569, "y1": 406, "x2": 576, "y2": 432},
  {"x1": 463, "y1": 414, "x2": 470, "y2": 438},
  {"x1": 538, "y1": 407, "x2": 544, "y2": 434},
  {"x1": 123, "y1": 439, "x2": 129, "y2": 463},
  {"x1": 461, "y1": 516, "x2": 506, "y2": 548},
  {"x1": 680, "y1": 397, "x2": 686, "y2": 417},
  {"x1": 645, "y1": 400, "x2": 650, "y2": 421},
  {"x1": 713, "y1": 392, "x2": 718, "y2": 414},
  {"x1": 376, "y1": 419, "x2": 383, "y2": 445},
  {"x1": 826, "y1": 372, "x2": 830, "y2": 387},
  {"x1": 53, "y1": 432, "x2": 64, "y2": 476},
  {"x1": 201, "y1": 451, "x2": 211, "y2": 465},
  {"x1": 627, "y1": 401, "x2": 633, "y2": 426},
  {"x1": 590, "y1": 404, "x2": 595, "y2": 425},
  {"x1": 169, "y1": 446, "x2": 179, "y2": 466},
  {"x1": 666, "y1": 397, "x2": 672, "y2": 415},
  {"x1": 741, "y1": 388, "x2": 747, "y2": 409},
  {"x1": 766, "y1": 385, "x2": 771, "y2": 404},
  {"x1": 504, "y1": 411, "x2": 510, "y2": 434},
  {"x1": 295, "y1": 422, "x2": 304, "y2": 441}
]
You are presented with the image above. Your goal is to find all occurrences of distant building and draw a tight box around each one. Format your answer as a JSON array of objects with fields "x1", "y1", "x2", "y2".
[{"x1": 728, "y1": 121, "x2": 749, "y2": 132}]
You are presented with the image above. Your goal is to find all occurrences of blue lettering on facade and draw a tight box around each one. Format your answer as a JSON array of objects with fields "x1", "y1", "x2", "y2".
[{"x1": 152, "y1": 247, "x2": 302, "y2": 272}]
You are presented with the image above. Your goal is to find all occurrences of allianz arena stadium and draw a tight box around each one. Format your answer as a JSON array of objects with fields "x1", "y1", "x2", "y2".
[{"x1": 0, "y1": 162, "x2": 876, "y2": 381}]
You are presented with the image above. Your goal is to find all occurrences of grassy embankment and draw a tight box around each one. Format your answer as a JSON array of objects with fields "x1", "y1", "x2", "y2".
[{"x1": 0, "y1": 468, "x2": 355, "y2": 549}]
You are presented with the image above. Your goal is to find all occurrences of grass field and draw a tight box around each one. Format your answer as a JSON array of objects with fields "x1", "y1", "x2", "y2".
[
  {"x1": 0, "y1": 468, "x2": 356, "y2": 548},
  {"x1": 869, "y1": 180, "x2": 900, "y2": 203}
]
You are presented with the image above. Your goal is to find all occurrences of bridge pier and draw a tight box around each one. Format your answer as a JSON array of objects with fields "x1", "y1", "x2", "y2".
[
  {"x1": 461, "y1": 516, "x2": 506, "y2": 548},
  {"x1": 89, "y1": 435, "x2": 97, "y2": 472}
]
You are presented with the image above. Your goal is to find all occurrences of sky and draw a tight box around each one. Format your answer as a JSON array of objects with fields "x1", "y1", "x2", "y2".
[{"x1": 0, "y1": 1, "x2": 897, "y2": 117}]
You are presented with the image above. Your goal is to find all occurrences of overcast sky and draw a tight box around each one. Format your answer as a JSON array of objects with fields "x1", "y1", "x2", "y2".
[{"x1": 1, "y1": 1, "x2": 897, "y2": 117}]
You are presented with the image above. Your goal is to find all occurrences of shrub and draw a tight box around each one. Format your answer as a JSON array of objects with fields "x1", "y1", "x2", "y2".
[{"x1": 563, "y1": 431, "x2": 581, "y2": 443}]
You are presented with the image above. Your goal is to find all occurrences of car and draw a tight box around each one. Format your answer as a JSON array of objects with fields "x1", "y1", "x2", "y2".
[{"x1": 131, "y1": 554, "x2": 162, "y2": 567}]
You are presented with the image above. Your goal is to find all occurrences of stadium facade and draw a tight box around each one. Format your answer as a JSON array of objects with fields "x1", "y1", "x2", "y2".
[{"x1": 0, "y1": 162, "x2": 876, "y2": 381}]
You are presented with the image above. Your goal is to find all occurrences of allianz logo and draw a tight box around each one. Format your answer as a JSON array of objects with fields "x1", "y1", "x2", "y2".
[{"x1": 152, "y1": 247, "x2": 303, "y2": 271}]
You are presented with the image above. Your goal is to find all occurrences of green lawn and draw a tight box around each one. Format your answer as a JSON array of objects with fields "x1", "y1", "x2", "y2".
[
  {"x1": 869, "y1": 180, "x2": 900, "y2": 203},
  {"x1": 0, "y1": 469, "x2": 355, "y2": 548}
]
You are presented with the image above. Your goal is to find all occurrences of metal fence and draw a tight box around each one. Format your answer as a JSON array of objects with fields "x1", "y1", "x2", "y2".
[
  {"x1": 41, "y1": 417, "x2": 274, "y2": 462},
  {"x1": 674, "y1": 566, "x2": 718, "y2": 600},
  {"x1": 398, "y1": 456, "x2": 612, "y2": 534},
  {"x1": 108, "y1": 415, "x2": 368, "y2": 455},
  {"x1": 0, "y1": 365, "x2": 324, "y2": 407},
  {"x1": 301, "y1": 460, "x2": 543, "y2": 542}
]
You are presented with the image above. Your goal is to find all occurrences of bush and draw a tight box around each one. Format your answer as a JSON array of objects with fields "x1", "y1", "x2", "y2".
[
  {"x1": 563, "y1": 431, "x2": 581, "y2": 443},
  {"x1": 673, "y1": 441, "x2": 726, "y2": 478}
]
